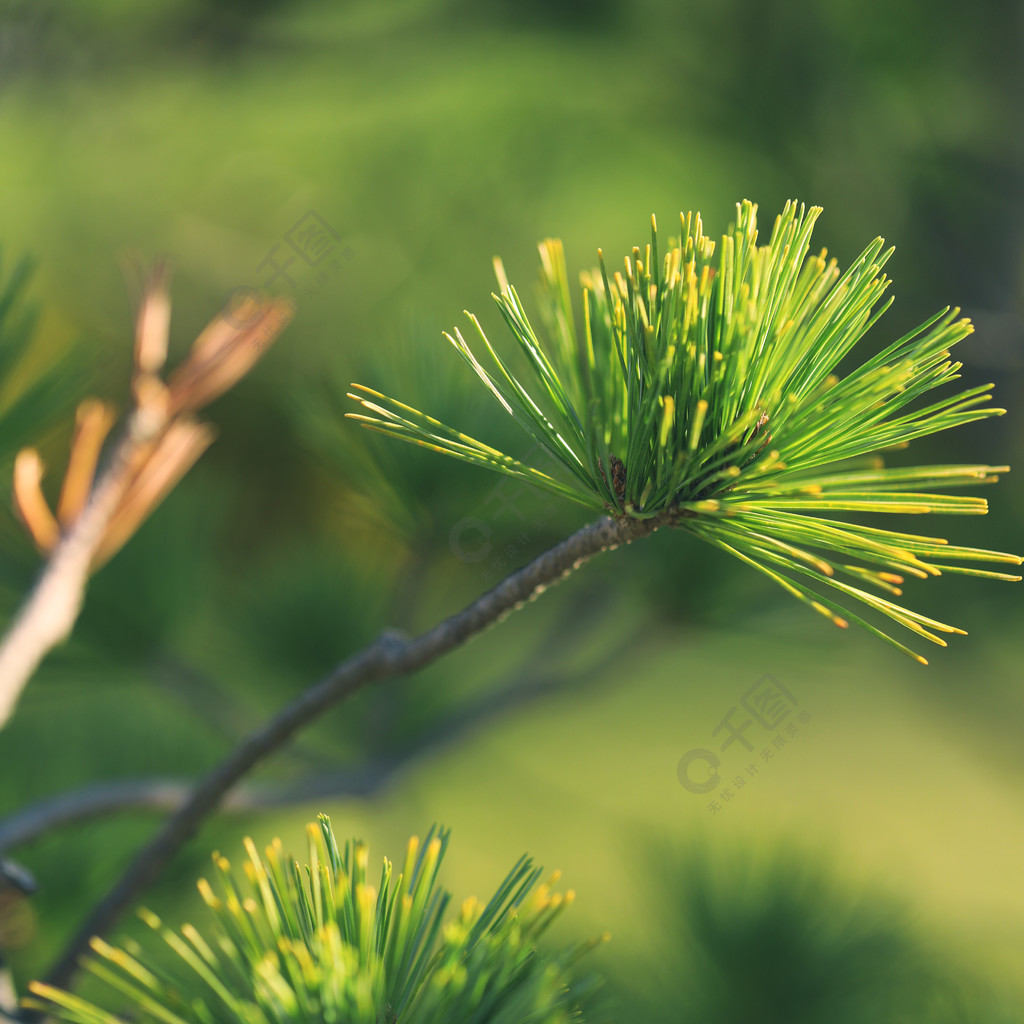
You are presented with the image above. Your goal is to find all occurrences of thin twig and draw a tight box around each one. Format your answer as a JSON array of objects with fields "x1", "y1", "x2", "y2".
[
  {"x1": 42, "y1": 510, "x2": 670, "y2": 992},
  {"x1": 1, "y1": 615, "x2": 639, "y2": 855},
  {"x1": 0, "y1": 278, "x2": 292, "y2": 730},
  {"x1": 0, "y1": 781, "x2": 216, "y2": 853},
  {"x1": 0, "y1": 418, "x2": 156, "y2": 726}
]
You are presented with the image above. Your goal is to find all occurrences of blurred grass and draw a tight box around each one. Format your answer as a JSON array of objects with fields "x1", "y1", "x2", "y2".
[{"x1": 0, "y1": 0, "x2": 1021, "y2": 1014}]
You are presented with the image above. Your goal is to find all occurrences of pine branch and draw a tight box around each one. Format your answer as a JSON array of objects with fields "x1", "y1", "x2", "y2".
[
  {"x1": 0, "y1": 628, "x2": 637, "y2": 854},
  {"x1": 349, "y1": 201, "x2": 1022, "y2": 661},
  {"x1": 39, "y1": 510, "x2": 669, "y2": 995}
]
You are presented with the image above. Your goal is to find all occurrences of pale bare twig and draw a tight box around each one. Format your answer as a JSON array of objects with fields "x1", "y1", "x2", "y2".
[
  {"x1": 41, "y1": 510, "x2": 671, "y2": 993},
  {"x1": 0, "y1": 277, "x2": 291, "y2": 730},
  {"x1": 0, "y1": 418, "x2": 160, "y2": 724}
]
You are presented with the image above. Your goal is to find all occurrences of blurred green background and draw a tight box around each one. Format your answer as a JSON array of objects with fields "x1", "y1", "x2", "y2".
[{"x1": 0, "y1": 0, "x2": 1022, "y2": 1018}]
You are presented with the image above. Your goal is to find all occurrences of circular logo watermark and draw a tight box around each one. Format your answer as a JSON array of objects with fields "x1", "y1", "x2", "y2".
[
  {"x1": 449, "y1": 517, "x2": 493, "y2": 563},
  {"x1": 676, "y1": 748, "x2": 721, "y2": 794}
]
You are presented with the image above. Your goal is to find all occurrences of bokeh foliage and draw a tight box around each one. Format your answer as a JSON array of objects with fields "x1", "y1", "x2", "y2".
[{"x1": 0, "y1": 0, "x2": 1021, "y2": 1015}]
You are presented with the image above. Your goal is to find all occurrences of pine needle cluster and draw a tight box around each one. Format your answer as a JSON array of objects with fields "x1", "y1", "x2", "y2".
[
  {"x1": 27, "y1": 817, "x2": 599, "y2": 1024},
  {"x1": 349, "y1": 201, "x2": 1021, "y2": 661}
]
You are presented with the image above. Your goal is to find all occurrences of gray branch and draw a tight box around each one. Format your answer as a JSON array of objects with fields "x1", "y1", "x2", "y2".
[
  {"x1": 0, "y1": 620, "x2": 634, "y2": 855},
  {"x1": 40, "y1": 510, "x2": 670, "y2": 993}
]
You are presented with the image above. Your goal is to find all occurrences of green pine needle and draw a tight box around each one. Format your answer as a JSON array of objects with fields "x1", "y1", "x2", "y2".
[
  {"x1": 26, "y1": 817, "x2": 600, "y2": 1024},
  {"x1": 348, "y1": 201, "x2": 1021, "y2": 661}
]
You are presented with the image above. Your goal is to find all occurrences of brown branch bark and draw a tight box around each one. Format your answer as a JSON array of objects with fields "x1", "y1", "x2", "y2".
[{"x1": 41, "y1": 510, "x2": 669, "y2": 993}]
